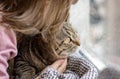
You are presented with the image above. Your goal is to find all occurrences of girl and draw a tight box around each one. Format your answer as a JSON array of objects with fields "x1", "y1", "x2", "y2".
[
  {"x1": 0, "y1": 0, "x2": 98, "y2": 79},
  {"x1": 0, "y1": 0, "x2": 71, "y2": 79}
]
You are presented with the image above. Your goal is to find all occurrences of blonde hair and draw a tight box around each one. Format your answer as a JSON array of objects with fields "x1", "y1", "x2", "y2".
[
  {"x1": 0, "y1": 0, "x2": 72, "y2": 60},
  {"x1": 0, "y1": 0, "x2": 70, "y2": 34}
]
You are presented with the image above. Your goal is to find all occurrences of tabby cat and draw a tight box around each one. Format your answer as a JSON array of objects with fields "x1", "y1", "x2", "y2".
[{"x1": 9, "y1": 22, "x2": 80, "y2": 79}]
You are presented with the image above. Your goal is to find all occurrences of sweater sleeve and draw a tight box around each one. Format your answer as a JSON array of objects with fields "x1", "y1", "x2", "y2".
[
  {"x1": 33, "y1": 56, "x2": 98, "y2": 79},
  {"x1": 0, "y1": 25, "x2": 17, "y2": 79}
]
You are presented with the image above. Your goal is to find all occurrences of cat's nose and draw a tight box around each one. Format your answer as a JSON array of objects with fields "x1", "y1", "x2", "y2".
[{"x1": 74, "y1": 39, "x2": 80, "y2": 46}]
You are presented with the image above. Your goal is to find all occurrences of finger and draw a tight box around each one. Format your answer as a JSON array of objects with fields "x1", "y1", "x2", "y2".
[
  {"x1": 50, "y1": 59, "x2": 65, "y2": 70},
  {"x1": 58, "y1": 58, "x2": 67, "y2": 73}
]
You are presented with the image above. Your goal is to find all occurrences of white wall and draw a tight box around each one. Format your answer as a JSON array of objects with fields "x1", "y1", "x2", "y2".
[{"x1": 106, "y1": 0, "x2": 120, "y2": 66}]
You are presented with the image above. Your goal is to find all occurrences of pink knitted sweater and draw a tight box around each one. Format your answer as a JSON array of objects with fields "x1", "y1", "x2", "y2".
[{"x1": 0, "y1": 14, "x2": 17, "y2": 79}]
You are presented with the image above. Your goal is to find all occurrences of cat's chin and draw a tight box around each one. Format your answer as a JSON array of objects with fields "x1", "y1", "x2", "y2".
[{"x1": 57, "y1": 53, "x2": 70, "y2": 59}]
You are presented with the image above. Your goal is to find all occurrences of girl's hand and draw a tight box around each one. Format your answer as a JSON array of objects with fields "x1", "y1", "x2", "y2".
[
  {"x1": 50, "y1": 59, "x2": 67, "y2": 73},
  {"x1": 34, "y1": 59, "x2": 67, "y2": 79}
]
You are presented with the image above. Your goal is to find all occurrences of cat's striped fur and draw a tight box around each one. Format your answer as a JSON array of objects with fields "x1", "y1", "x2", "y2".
[{"x1": 8, "y1": 22, "x2": 80, "y2": 79}]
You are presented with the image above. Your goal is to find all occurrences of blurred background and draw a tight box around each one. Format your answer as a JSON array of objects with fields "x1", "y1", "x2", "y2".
[{"x1": 69, "y1": 0, "x2": 120, "y2": 70}]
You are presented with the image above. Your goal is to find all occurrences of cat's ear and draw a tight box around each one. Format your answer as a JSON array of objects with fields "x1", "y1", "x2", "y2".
[{"x1": 71, "y1": 0, "x2": 78, "y2": 4}]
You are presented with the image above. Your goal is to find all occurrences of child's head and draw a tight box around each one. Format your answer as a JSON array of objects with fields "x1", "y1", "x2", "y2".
[
  {"x1": 0, "y1": 0, "x2": 79, "y2": 61},
  {"x1": 0, "y1": 0, "x2": 72, "y2": 35}
]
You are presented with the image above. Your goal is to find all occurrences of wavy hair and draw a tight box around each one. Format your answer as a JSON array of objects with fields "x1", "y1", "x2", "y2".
[{"x1": 0, "y1": 0, "x2": 72, "y2": 62}]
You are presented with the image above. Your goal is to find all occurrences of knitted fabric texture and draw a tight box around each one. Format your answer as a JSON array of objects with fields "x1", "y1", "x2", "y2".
[{"x1": 34, "y1": 56, "x2": 98, "y2": 79}]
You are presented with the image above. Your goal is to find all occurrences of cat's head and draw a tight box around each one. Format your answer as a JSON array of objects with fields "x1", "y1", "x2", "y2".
[
  {"x1": 55, "y1": 22, "x2": 80, "y2": 58},
  {"x1": 29, "y1": 22, "x2": 80, "y2": 64}
]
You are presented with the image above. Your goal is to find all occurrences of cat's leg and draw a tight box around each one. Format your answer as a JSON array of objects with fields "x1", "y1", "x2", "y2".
[{"x1": 14, "y1": 57, "x2": 36, "y2": 79}]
